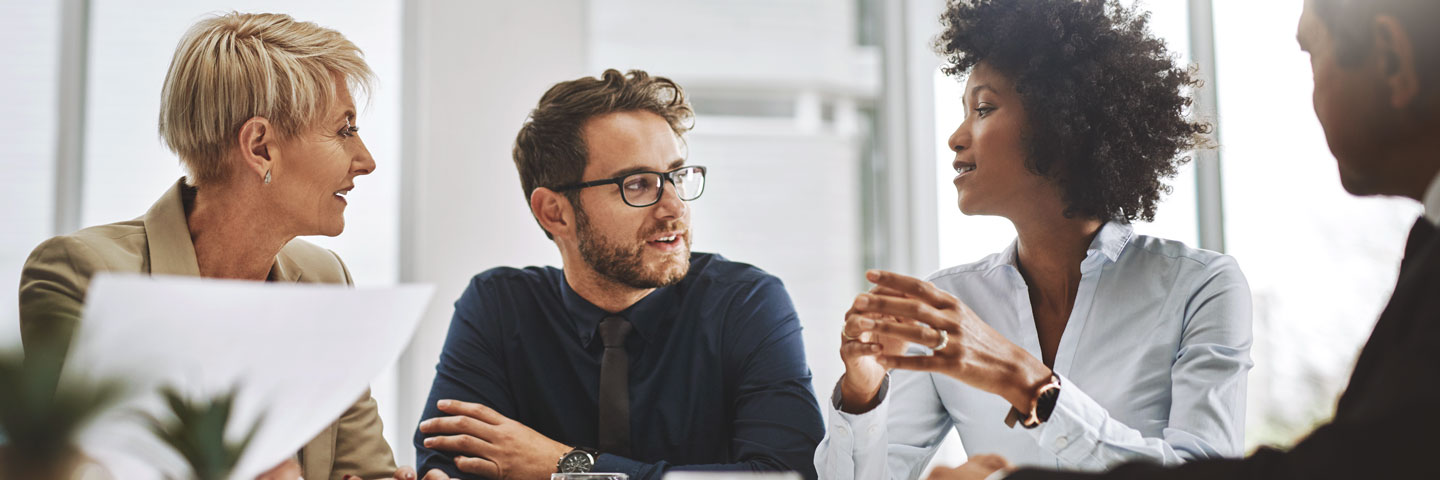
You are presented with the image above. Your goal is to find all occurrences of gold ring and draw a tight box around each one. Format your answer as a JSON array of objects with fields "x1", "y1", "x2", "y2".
[{"x1": 842, "y1": 330, "x2": 858, "y2": 341}]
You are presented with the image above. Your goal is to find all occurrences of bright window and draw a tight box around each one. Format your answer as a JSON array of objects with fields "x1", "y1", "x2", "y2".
[{"x1": 1211, "y1": 0, "x2": 1421, "y2": 450}]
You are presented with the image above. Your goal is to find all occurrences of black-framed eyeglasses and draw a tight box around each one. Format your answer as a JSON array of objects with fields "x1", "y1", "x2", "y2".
[{"x1": 554, "y1": 165, "x2": 707, "y2": 208}]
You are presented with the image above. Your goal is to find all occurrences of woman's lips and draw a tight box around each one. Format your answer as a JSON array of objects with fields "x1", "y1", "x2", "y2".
[
  {"x1": 334, "y1": 187, "x2": 353, "y2": 205},
  {"x1": 953, "y1": 162, "x2": 977, "y2": 182}
]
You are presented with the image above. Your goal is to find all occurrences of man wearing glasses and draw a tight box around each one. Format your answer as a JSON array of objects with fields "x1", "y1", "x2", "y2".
[{"x1": 413, "y1": 69, "x2": 824, "y2": 480}]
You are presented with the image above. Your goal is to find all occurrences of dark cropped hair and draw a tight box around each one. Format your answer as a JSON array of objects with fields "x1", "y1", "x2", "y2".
[
  {"x1": 936, "y1": 0, "x2": 1208, "y2": 223},
  {"x1": 1312, "y1": 0, "x2": 1440, "y2": 90},
  {"x1": 513, "y1": 69, "x2": 694, "y2": 238}
]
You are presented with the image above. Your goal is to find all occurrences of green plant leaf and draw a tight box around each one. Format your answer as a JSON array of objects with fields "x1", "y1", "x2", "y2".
[
  {"x1": 143, "y1": 385, "x2": 265, "y2": 480},
  {"x1": 0, "y1": 338, "x2": 122, "y2": 467}
]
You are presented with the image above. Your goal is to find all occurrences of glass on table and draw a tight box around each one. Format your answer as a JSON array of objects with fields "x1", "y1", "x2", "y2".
[{"x1": 551, "y1": 474, "x2": 628, "y2": 480}]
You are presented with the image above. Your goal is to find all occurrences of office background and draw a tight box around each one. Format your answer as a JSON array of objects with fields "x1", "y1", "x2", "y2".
[{"x1": 0, "y1": 0, "x2": 1423, "y2": 472}]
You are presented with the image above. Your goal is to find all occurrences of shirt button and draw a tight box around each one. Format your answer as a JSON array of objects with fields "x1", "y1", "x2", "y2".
[
  {"x1": 837, "y1": 424, "x2": 850, "y2": 435},
  {"x1": 1054, "y1": 436, "x2": 1069, "y2": 449},
  {"x1": 867, "y1": 425, "x2": 881, "y2": 436}
]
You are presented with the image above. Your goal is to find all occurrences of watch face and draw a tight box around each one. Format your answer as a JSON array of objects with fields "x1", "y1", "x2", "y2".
[{"x1": 560, "y1": 451, "x2": 594, "y2": 473}]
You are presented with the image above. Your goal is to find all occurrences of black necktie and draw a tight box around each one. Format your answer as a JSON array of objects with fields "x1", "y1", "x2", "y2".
[{"x1": 597, "y1": 316, "x2": 633, "y2": 456}]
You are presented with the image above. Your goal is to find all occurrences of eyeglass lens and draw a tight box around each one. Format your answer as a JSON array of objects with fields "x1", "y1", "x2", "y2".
[{"x1": 619, "y1": 166, "x2": 705, "y2": 206}]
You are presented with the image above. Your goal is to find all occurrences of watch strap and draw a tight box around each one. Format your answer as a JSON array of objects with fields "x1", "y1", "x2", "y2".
[
  {"x1": 557, "y1": 446, "x2": 600, "y2": 473},
  {"x1": 1004, "y1": 374, "x2": 1061, "y2": 429}
]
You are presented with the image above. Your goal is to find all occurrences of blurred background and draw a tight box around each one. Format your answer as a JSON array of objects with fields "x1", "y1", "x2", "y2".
[{"x1": 0, "y1": 0, "x2": 1423, "y2": 472}]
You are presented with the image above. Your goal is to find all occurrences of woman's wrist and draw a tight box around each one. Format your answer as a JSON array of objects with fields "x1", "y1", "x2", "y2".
[
  {"x1": 1001, "y1": 349, "x2": 1054, "y2": 411},
  {"x1": 839, "y1": 371, "x2": 886, "y2": 413}
]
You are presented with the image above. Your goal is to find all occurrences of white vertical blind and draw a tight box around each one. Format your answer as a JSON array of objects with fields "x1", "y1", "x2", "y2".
[{"x1": 0, "y1": 1, "x2": 63, "y2": 350}]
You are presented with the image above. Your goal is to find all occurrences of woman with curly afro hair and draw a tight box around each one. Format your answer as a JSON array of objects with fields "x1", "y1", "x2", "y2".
[{"x1": 818, "y1": 0, "x2": 1253, "y2": 477}]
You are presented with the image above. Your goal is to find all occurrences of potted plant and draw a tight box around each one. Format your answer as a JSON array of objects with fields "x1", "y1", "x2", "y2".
[
  {"x1": 0, "y1": 340, "x2": 122, "y2": 480},
  {"x1": 143, "y1": 385, "x2": 264, "y2": 480}
]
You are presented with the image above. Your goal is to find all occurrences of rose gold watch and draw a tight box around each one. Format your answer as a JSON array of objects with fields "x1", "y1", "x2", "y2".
[{"x1": 1004, "y1": 374, "x2": 1061, "y2": 429}]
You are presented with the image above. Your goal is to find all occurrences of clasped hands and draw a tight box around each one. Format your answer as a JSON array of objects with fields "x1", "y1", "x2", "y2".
[{"x1": 839, "y1": 269, "x2": 1055, "y2": 480}]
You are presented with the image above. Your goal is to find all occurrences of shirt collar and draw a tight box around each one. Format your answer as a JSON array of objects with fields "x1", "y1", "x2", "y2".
[
  {"x1": 1088, "y1": 221, "x2": 1134, "y2": 263},
  {"x1": 995, "y1": 220, "x2": 1133, "y2": 269},
  {"x1": 1423, "y1": 167, "x2": 1440, "y2": 227},
  {"x1": 559, "y1": 272, "x2": 676, "y2": 347}
]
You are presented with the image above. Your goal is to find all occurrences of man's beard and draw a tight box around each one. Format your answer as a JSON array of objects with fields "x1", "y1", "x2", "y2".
[{"x1": 575, "y1": 205, "x2": 691, "y2": 289}]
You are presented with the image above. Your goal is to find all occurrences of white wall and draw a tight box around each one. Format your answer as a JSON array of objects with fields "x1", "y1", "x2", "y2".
[{"x1": 589, "y1": 0, "x2": 870, "y2": 91}]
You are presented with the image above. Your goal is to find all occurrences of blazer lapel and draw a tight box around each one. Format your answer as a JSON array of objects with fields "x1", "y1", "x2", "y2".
[
  {"x1": 268, "y1": 249, "x2": 305, "y2": 283},
  {"x1": 142, "y1": 179, "x2": 203, "y2": 277},
  {"x1": 300, "y1": 424, "x2": 338, "y2": 480}
]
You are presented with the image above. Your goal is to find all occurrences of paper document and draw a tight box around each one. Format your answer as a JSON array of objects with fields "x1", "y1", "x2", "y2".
[{"x1": 60, "y1": 273, "x2": 433, "y2": 480}]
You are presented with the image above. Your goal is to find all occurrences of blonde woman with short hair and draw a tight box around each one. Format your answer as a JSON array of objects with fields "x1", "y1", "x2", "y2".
[{"x1": 18, "y1": 12, "x2": 415, "y2": 480}]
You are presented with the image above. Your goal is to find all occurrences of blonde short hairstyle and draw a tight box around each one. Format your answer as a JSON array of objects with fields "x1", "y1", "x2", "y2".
[{"x1": 158, "y1": 12, "x2": 374, "y2": 186}]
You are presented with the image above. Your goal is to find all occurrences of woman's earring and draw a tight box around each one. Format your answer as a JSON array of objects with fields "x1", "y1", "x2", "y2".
[{"x1": 264, "y1": 170, "x2": 272, "y2": 185}]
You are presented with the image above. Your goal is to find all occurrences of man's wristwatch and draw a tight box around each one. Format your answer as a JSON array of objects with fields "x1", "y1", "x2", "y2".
[
  {"x1": 557, "y1": 446, "x2": 600, "y2": 473},
  {"x1": 1005, "y1": 374, "x2": 1061, "y2": 429}
]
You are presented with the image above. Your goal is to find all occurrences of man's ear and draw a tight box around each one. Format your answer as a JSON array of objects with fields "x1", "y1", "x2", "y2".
[
  {"x1": 531, "y1": 187, "x2": 575, "y2": 240},
  {"x1": 1373, "y1": 15, "x2": 1420, "y2": 110},
  {"x1": 236, "y1": 116, "x2": 275, "y2": 182}
]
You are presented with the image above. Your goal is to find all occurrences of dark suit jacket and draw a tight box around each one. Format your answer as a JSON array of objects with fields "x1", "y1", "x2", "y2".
[{"x1": 1010, "y1": 219, "x2": 1440, "y2": 479}]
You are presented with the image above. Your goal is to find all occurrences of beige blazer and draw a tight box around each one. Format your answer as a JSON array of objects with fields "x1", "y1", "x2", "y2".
[{"x1": 18, "y1": 178, "x2": 397, "y2": 480}]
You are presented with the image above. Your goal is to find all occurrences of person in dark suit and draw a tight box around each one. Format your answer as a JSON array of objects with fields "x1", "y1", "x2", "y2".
[{"x1": 920, "y1": 0, "x2": 1440, "y2": 478}]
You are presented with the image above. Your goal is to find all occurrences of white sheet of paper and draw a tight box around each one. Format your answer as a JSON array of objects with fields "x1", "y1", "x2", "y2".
[{"x1": 60, "y1": 273, "x2": 433, "y2": 480}]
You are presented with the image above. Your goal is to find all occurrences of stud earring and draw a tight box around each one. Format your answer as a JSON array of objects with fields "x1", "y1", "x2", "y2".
[{"x1": 264, "y1": 170, "x2": 272, "y2": 185}]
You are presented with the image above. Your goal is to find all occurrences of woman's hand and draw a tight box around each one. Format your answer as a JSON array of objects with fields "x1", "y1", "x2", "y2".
[
  {"x1": 256, "y1": 460, "x2": 301, "y2": 480},
  {"x1": 336, "y1": 466, "x2": 434, "y2": 480},
  {"x1": 851, "y1": 270, "x2": 1053, "y2": 412},
  {"x1": 838, "y1": 284, "x2": 912, "y2": 413}
]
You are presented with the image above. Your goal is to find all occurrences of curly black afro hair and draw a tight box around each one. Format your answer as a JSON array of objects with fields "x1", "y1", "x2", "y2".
[{"x1": 936, "y1": 0, "x2": 1209, "y2": 223}]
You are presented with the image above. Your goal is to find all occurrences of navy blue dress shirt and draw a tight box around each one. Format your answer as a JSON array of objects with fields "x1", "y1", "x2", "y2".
[{"x1": 414, "y1": 253, "x2": 824, "y2": 479}]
